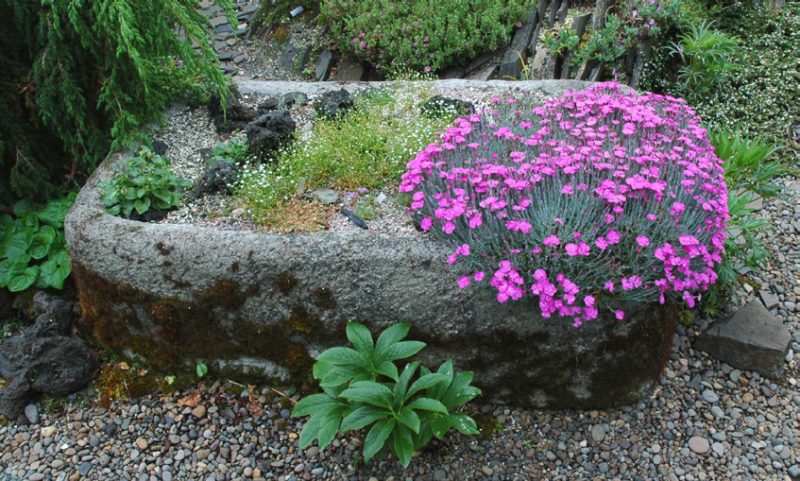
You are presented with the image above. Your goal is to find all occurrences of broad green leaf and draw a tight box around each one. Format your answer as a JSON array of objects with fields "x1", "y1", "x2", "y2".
[
  {"x1": 37, "y1": 196, "x2": 74, "y2": 228},
  {"x1": 430, "y1": 414, "x2": 451, "y2": 439},
  {"x1": 381, "y1": 340, "x2": 426, "y2": 362},
  {"x1": 363, "y1": 418, "x2": 396, "y2": 462},
  {"x1": 375, "y1": 360, "x2": 399, "y2": 381},
  {"x1": 396, "y1": 406, "x2": 420, "y2": 434},
  {"x1": 12, "y1": 199, "x2": 33, "y2": 217},
  {"x1": 346, "y1": 321, "x2": 374, "y2": 353},
  {"x1": 317, "y1": 346, "x2": 367, "y2": 367},
  {"x1": 405, "y1": 373, "x2": 448, "y2": 402},
  {"x1": 442, "y1": 371, "x2": 480, "y2": 407},
  {"x1": 312, "y1": 359, "x2": 335, "y2": 380},
  {"x1": 38, "y1": 250, "x2": 71, "y2": 290},
  {"x1": 429, "y1": 360, "x2": 455, "y2": 399},
  {"x1": 393, "y1": 361, "x2": 419, "y2": 400},
  {"x1": 406, "y1": 397, "x2": 447, "y2": 414},
  {"x1": 317, "y1": 406, "x2": 347, "y2": 450},
  {"x1": 292, "y1": 393, "x2": 338, "y2": 417},
  {"x1": 30, "y1": 226, "x2": 56, "y2": 260},
  {"x1": 375, "y1": 322, "x2": 410, "y2": 353},
  {"x1": 318, "y1": 364, "x2": 364, "y2": 389},
  {"x1": 134, "y1": 197, "x2": 151, "y2": 214},
  {"x1": 450, "y1": 413, "x2": 479, "y2": 435},
  {"x1": 8, "y1": 265, "x2": 38, "y2": 292},
  {"x1": 298, "y1": 411, "x2": 324, "y2": 448},
  {"x1": 392, "y1": 425, "x2": 415, "y2": 467},
  {"x1": 5, "y1": 231, "x2": 33, "y2": 260},
  {"x1": 340, "y1": 405, "x2": 388, "y2": 432},
  {"x1": 340, "y1": 381, "x2": 394, "y2": 408},
  {"x1": 0, "y1": 259, "x2": 10, "y2": 288}
]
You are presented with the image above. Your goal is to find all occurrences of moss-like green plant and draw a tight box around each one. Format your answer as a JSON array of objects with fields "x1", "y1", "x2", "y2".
[
  {"x1": 237, "y1": 90, "x2": 458, "y2": 223},
  {"x1": 293, "y1": 322, "x2": 481, "y2": 468},
  {"x1": 100, "y1": 148, "x2": 191, "y2": 218}
]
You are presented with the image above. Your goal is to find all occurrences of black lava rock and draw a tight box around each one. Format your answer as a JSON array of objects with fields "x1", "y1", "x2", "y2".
[
  {"x1": 0, "y1": 293, "x2": 97, "y2": 420},
  {"x1": 194, "y1": 160, "x2": 239, "y2": 196},
  {"x1": 314, "y1": 89, "x2": 354, "y2": 119},
  {"x1": 207, "y1": 85, "x2": 257, "y2": 133},
  {"x1": 152, "y1": 139, "x2": 169, "y2": 156},
  {"x1": 245, "y1": 110, "x2": 296, "y2": 159}
]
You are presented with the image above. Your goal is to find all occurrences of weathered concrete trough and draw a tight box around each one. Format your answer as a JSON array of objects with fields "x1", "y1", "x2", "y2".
[{"x1": 65, "y1": 80, "x2": 677, "y2": 409}]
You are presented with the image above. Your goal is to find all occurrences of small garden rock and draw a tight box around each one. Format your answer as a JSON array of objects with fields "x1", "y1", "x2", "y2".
[
  {"x1": 696, "y1": 299, "x2": 791, "y2": 378},
  {"x1": 315, "y1": 50, "x2": 334, "y2": 81},
  {"x1": 207, "y1": 85, "x2": 257, "y2": 133},
  {"x1": 314, "y1": 89, "x2": 354, "y2": 119},
  {"x1": 245, "y1": 110, "x2": 296, "y2": 158},
  {"x1": 193, "y1": 160, "x2": 238, "y2": 196}
]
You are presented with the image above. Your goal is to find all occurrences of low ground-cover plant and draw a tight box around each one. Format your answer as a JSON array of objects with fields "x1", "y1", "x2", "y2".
[
  {"x1": 321, "y1": 0, "x2": 532, "y2": 73},
  {"x1": 237, "y1": 91, "x2": 458, "y2": 225},
  {"x1": 100, "y1": 148, "x2": 191, "y2": 218},
  {"x1": 293, "y1": 322, "x2": 480, "y2": 468},
  {"x1": 401, "y1": 83, "x2": 729, "y2": 326},
  {"x1": 0, "y1": 194, "x2": 74, "y2": 292}
]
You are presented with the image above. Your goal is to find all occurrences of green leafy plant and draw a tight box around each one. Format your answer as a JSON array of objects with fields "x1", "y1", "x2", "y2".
[
  {"x1": 701, "y1": 131, "x2": 783, "y2": 315},
  {"x1": 99, "y1": 148, "x2": 191, "y2": 218},
  {"x1": 667, "y1": 21, "x2": 739, "y2": 99},
  {"x1": 196, "y1": 362, "x2": 208, "y2": 378},
  {"x1": 321, "y1": 0, "x2": 533, "y2": 73},
  {"x1": 0, "y1": 194, "x2": 74, "y2": 292},
  {"x1": 292, "y1": 322, "x2": 481, "y2": 468},
  {"x1": 210, "y1": 138, "x2": 252, "y2": 165},
  {"x1": 541, "y1": 22, "x2": 580, "y2": 56}
]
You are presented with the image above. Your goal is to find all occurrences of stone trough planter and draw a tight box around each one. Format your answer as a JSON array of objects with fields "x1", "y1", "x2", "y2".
[{"x1": 65, "y1": 80, "x2": 677, "y2": 409}]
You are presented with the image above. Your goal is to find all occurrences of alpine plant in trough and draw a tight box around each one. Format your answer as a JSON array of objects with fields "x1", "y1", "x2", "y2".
[{"x1": 400, "y1": 83, "x2": 729, "y2": 327}]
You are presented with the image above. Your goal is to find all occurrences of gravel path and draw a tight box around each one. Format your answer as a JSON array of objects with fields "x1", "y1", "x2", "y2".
[{"x1": 1, "y1": 179, "x2": 798, "y2": 480}]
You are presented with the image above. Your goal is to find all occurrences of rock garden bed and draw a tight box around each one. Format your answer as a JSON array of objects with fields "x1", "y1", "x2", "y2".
[{"x1": 64, "y1": 79, "x2": 686, "y2": 410}]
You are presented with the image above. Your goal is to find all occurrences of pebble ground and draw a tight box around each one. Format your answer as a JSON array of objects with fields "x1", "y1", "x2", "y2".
[{"x1": 1, "y1": 178, "x2": 798, "y2": 481}]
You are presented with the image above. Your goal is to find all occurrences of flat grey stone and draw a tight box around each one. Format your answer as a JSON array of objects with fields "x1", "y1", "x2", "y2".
[
  {"x1": 759, "y1": 290, "x2": 779, "y2": 309},
  {"x1": 498, "y1": 9, "x2": 538, "y2": 78},
  {"x1": 315, "y1": 51, "x2": 333, "y2": 81},
  {"x1": 308, "y1": 189, "x2": 339, "y2": 205},
  {"x1": 696, "y1": 300, "x2": 791, "y2": 378},
  {"x1": 591, "y1": 425, "x2": 605, "y2": 442},
  {"x1": 688, "y1": 436, "x2": 710, "y2": 455}
]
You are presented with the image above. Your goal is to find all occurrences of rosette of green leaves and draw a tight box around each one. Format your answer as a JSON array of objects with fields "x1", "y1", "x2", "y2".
[
  {"x1": 0, "y1": 195, "x2": 75, "y2": 292},
  {"x1": 100, "y1": 148, "x2": 191, "y2": 218},
  {"x1": 292, "y1": 322, "x2": 481, "y2": 467}
]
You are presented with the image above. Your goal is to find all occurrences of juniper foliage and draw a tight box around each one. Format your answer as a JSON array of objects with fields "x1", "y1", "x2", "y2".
[{"x1": 0, "y1": 0, "x2": 232, "y2": 204}]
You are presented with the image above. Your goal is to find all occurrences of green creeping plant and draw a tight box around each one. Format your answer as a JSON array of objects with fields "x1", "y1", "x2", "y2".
[
  {"x1": 292, "y1": 322, "x2": 481, "y2": 467},
  {"x1": 0, "y1": 194, "x2": 75, "y2": 292},
  {"x1": 99, "y1": 148, "x2": 191, "y2": 219}
]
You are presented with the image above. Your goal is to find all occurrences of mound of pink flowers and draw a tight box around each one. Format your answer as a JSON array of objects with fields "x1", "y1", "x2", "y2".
[{"x1": 400, "y1": 83, "x2": 729, "y2": 327}]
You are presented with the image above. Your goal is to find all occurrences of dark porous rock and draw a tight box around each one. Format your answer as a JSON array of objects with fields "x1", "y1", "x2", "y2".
[
  {"x1": 207, "y1": 85, "x2": 257, "y2": 133},
  {"x1": 245, "y1": 110, "x2": 296, "y2": 158},
  {"x1": 257, "y1": 97, "x2": 279, "y2": 114},
  {"x1": 696, "y1": 300, "x2": 791, "y2": 378},
  {"x1": 421, "y1": 95, "x2": 475, "y2": 118},
  {"x1": 313, "y1": 89, "x2": 354, "y2": 119},
  {"x1": 0, "y1": 295, "x2": 97, "y2": 419},
  {"x1": 152, "y1": 139, "x2": 168, "y2": 156},
  {"x1": 192, "y1": 160, "x2": 239, "y2": 196},
  {"x1": 315, "y1": 50, "x2": 334, "y2": 81},
  {"x1": 279, "y1": 92, "x2": 309, "y2": 109}
]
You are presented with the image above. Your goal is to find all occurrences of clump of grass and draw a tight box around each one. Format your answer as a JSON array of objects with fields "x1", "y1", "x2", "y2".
[{"x1": 237, "y1": 89, "x2": 459, "y2": 226}]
